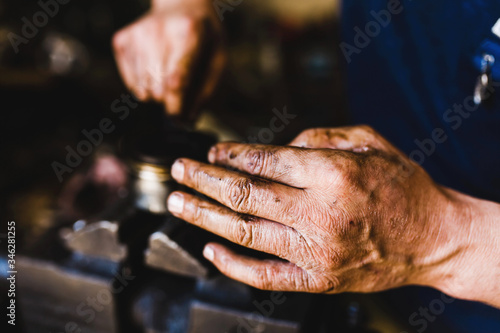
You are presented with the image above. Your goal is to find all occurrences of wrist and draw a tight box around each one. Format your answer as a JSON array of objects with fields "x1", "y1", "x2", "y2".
[{"x1": 424, "y1": 189, "x2": 500, "y2": 307}]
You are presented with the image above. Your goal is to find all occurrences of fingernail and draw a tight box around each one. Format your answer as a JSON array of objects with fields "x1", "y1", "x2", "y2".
[
  {"x1": 203, "y1": 245, "x2": 215, "y2": 261},
  {"x1": 171, "y1": 160, "x2": 184, "y2": 181},
  {"x1": 208, "y1": 146, "x2": 217, "y2": 164},
  {"x1": 167, "y1": 192, "x2": 184, "y2": 214}
]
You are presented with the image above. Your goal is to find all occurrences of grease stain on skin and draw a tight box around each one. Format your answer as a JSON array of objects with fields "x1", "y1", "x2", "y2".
[
  {"x1": 238, "y1": 213, "x2": 257, "y2": 223},
  {"x1": 326, "y1": 131, "x2": 348, "y2": 140}
]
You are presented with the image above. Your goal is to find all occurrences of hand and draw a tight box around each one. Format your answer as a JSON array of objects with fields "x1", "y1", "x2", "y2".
[
  {"x1": 166, "y1": 125, "x2": 496, "y2": 305},
  {"x1": 112, "y1": 0, "x2": 225, "y2": 117}
]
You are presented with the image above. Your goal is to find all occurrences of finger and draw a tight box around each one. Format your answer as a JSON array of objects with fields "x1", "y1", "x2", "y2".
[
  {"x1": 132, "y1": 34, "x2": 151, "y2": 100},
  {"x1": 167, "y1": 191, "x2": 303, "y2": 261},
  {"x1": 162, "y1": 17, "x2": 203, "y2": 115},
  {"x1": 113, "y1": 30, "x2": 146, "y2": 99},
  {"x1": 143, "y1": 37, "x2": 169, "y2": 102},
  {"x1": 207, "y1": 143, "x2": 313, "y2": 187},
  {"x1": 185, "y1": 46, "x2": 226, "y2": 120},
  {"x1": 133, "y1": 57, "x2": 152, "y2": 101},
  {"x1": 203, "y1": 243, "x2": 323, "y2": 292},
  {"x1": 170, "y1": 159, "x2": 306, "y2": 227},
  {"x1": 197, "y1": 46, "x2": 226, "y2": 104},
  {"x1": 288, "y1": 126, "x2": 388, "y2": 152}
]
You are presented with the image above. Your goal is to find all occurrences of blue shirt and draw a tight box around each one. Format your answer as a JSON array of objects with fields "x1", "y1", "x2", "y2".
[{"x1": 341, "y1": 0, "x2": 500, "y2": 332}]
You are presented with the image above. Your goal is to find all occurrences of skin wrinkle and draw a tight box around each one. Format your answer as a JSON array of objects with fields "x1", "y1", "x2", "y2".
[
  {"x1": 189, "y1": 188, "x2": 301, "y2": 260},
  {"x1": 218, "y1": 144, "x2": 308, "y2": 188},
  {"x1": 237, "y1": 219, "x2": 255, "y2": 248},
  {"x1": 228, "y1": 177, "x2": 253, "y2": 211},
  {"x1": 277, "y1": 228, "x2": 301, "y2": 262},
  {"x1": 260, "y1": 263, "x2": 280, "y2": 290},
  {"x1": 246, "y1": 148, "x2": 280, "y2": 180},
  {"x1": 167, "y1": 125, "x2": 500, "y2": 305},
  {"x1": 192, "y1": 200, "x2": 210, "y2": 229},
  {"x1": 293, "y1": 232, "x2": 312, "y2": 265}
]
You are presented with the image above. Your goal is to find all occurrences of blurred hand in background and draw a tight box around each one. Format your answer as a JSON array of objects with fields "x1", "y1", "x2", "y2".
[{"x1": 112, "y1": 0, "x2": 225, "y2": 117}]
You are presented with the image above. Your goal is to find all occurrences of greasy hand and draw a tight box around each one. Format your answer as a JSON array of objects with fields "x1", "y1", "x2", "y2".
[
  {"x1": 112, "y1": 1, "x2": 225, "y2": 117},
  {"x1": 167, "y1": 126, "x2": 466, "y2": 293}
]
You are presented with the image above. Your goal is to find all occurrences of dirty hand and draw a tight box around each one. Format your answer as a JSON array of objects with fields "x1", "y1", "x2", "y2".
[
  {"x1": 167, "y1": 125, "x2": 498, "y2": 307},
  {"x1": 112, "y1": 0, "x2": 225, "y2": 117}
]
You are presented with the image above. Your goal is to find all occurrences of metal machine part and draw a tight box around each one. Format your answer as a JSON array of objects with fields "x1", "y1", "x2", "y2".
[
  {"x1": 16, "y1": 255, "x2": 122, "y2": 333},
  {"x1": 145, "y1": 224, "x2": 208, "y2": 279},
  {"x1": 130, "y1": 161, "x2": 172, "y2": 214},
  {"x1": 11, "y1": 121, "x2": 381, "y2": 332},
  {"x1": 187, "y1": 301, "x2": 301, "y2": 333},
  {"x1": 61, "y1": 220, "x2": 127, "y2": 262},
  {"x1": 59, "y1": 123, "x2": 217, "y2": 277}
]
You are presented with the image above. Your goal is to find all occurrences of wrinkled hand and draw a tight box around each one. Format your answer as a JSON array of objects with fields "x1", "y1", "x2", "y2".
[
  {"x1": 167, "y1": 126, "x2": 468, "y2": 294},
  {"x1": 112, "y1": 1, "x2": 225, "y2": 116}
]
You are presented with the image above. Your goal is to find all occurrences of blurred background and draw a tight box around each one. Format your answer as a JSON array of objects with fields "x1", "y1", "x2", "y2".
[
  {"x1": 0, "y1": 1, "x2": 415, "y2": 332},
  {"x1": 0, "y1": 0, "x2": 347, "y2": 244}
]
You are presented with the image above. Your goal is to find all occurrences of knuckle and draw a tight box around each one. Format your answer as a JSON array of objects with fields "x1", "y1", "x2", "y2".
[
  {"x1": 252, "y1": 265, "x2": 277, "y2": 290},
  {"x1": 244, "y1": 149, "x2": 271, "y2": 175},
  {"x1": 234, "y1": 219, "x2": 254, "y2": 247},
  {"x1": 329, "y1": 153, "x2": 361, "y2": 184},
  {"x1": 296, "y1": 128, "x2": 322, "y2": 144},
  {"x1": 190, "y1": 164, "x2": 204, "y2": 188},
  {"x1": 291, "y1": 271, "x2": 311, "y2": 291},
  {"x1": 217, "y1": 252, "x2": 231, "y2": 272},
  {"x1": 192, "y1": 203, "x2": 205, "y2": 227},
  {"x1": 357, "y1": 124, "x2": 376, "y2": 134},
  {"x1": 306, "y1": 128, "x2": 323, "y2": 136},
  {"x1": 356, "y1": 125, "x2": 381, "y2": 144},
  {"x1": 165, "y1": 71, "x2": 188, "y2": 91},
  {"x1": 171, "y1": 16, "x2": 200, "y2": 35},
  {"x1": 227, "y1": 178, "x2": 253, "y2": 211},
  {"x1": 112, "y1": 30, "x2": 126, "y2": 50},
  {"x1": 298, "y1": 128, "x2": 315, "y2": 139},
  {"x1": 318, "y1": 276, "x2": 340, "y2": 293}
]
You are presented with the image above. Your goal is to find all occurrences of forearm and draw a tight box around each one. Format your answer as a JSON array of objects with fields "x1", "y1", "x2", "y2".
[{"x1": 432, "y1": 189, "x2": 500, "y2": 308}]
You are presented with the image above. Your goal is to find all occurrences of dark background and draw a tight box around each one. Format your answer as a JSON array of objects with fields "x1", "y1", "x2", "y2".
[
  {"x1": 1, "y1": 1, "x2": 418, "y2": 332},
  {"x1": 0, "y1": 0, "x2": 347, "y2": 247}
]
